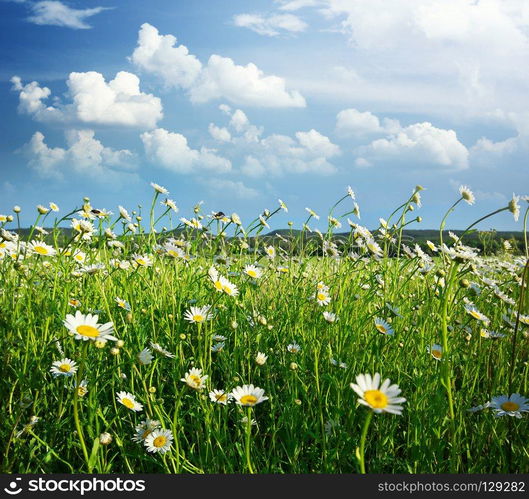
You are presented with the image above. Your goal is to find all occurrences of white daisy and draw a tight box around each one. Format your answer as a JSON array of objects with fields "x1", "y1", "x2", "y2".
[
  {"x1": 489, "y1": 394, "x2": 529, "y2": 418},
  {"x1": 144, "y1": 428, "x2": 173, "y2": 454},
  {"x1": 181, "y1": 367, "x2": 208, "y2": 390},
  {"x1": 209, "y1": 389, "x2": 232, "y2": 405},
  {"x1": 63, "y1": 311, "x2": 117, "y2": 342},
  {"x1": 116, "y1": 391, "x2": 143, "y2": 412},
  {"x1": 231, "y1": 384, "x2": 268, "y2": 407},
  {"x1": 50, "y1": 358, "x2": 78, "y2": 377},
  {"x1": 350, "y1": 373, "x2": 406, "y2": 415},
  {"x1": 183, "y1": 305, "x2": 213, "y2": 324},
  {"x1": 138, "y1": 348, "x2": 154, "y2": 365}
]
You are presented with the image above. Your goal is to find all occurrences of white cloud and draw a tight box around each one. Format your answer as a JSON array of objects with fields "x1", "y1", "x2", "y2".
[
  {"x1": 21, "y1": 130, "x2": 136, "y2": 180},
  {"x1": 203, "y1": 178, "x2": 259, "y2": 199},
  {"x1": 233, "y1": 13, "x2": 307, "y2": 36},
  {"x1": 275, "y1": 0, "x2": 323, "y2": 11},
  {"x1": 141, "y1": 128, "x2": 232, "y2": 174},
  {"x1": 217, "y1": 107, "x2": 339, "y2": 177},
  {"x1": 358, "y1": 122, "x2": 469, "y2": 170},
  {"x1": 11, "y1": 72, "x2": 163, "y2": 128},
  {"x1": 208, "y1": 124, "x2": 232, "y2": 142},
  {"x1": 131, "y1": 23, "x2": 306, "y2": 108},
  {"x1": 335, "y1": 108, "x2": 401, "y2": 137},
  {"x1": 27, "y1": 1, "x2": 110, "y2": 30}
]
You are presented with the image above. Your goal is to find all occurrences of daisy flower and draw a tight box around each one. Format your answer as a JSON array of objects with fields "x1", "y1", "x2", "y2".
[
  {"x1": 132, "y1": 419, "x2": 161, "y2": 443},
  {"x1": 428, "y1": 344, "x2": 443, "y2": 360},
  {"x1": 132, "y1": 254, "x2": 153, "y2": 267},
  {"x1": 181, "y1": 367, "x2": 208, "y2": 390},
  {"x1": 323, "y1": 311, "x2": 338, "y2": 323},
  {"x1": 116, "y1": 391, "x2": 143, "y2": 412},
  {"x1": 115, "y1": 297, "x2": 131, "y2": 311},
  {"x1": 287, "y1": 342, "x2": 301, "y2": 353},
  {"x1": 138, "y1": 348, "x2": 154, "y2": 365},
  {"x1": 49, "y1": 202, "x2": 59, "y2": 212},
  {"x1": 184, "y1": 305, "x2": 213, "y2": 324},
  {"x1": 374, "y1": 318, "x2": 394, "y2": 336},
  {"x1": 508, "y1": 194, "x2": 520, "y2": 222},
  {"x1": 350, "y1": 373, "x2": 406, "y2": 415},
  {"x1": 489, "y1": 394, "x2": 529, "y2": 418},
  {"x1": 315, "y1": 290, "x2": 331, "y2": 306},
  {"x1": 64, "y1": 311, "x2": 117, "y2": 342},
  {"x1": 150, "y1": 342, "x2": 175, "y2": 358},
  {"x1": 265, "y1": 246, "x2": 276, "y2": 258},
  {"x1": 150, "y1": 182, "x2": 169, "y2": 195},
  {"x1": 464, "y1": 304, "x2": 490, "y2": 325},
  {"x1": 76, "y1": 379, "x2": 88, "y2": 397},
  {"x1": 220, "y1": 276, "x2": 238, "y2": 297},
  {"x1": 29, "y1": 241, "x2": 56, "y2": 257},
  {"x1": 144, "y1": 428, "x2": 173, "y2": 454},
  {"x1": 50, "y1": 358, "x2": 78, "y2": 377},
  {"x1": 255, "y1": 352, "x2": 268, "y2": 365},
  {"x1": 231, "y1": 384, "x2": 268, "y2": 407},
  {"x1": 244, "y1": 264, "x2": 262, "y2": 279},
  {"x1": 209, "y1": 389, "x2": 232, "y2": 405},
  {"x1": 459, "y1": 185, "x2": 475, "y2": 205},
  {"x1": 278, "y1": 199, "x2": 288, "y2": 212}
]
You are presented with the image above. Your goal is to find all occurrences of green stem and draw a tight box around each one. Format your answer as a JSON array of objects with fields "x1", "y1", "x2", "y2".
[
  {"x1": 359, "y1": 411, "x2": 373, "y2": 474},
  {"x1": 245, "y1": 407, "x2": 255, "y2": 474}
]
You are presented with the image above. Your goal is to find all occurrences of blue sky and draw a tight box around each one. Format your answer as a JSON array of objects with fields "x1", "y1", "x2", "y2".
[{"x1": 0, "y1": 0, "x2": 527, "y2": 230}]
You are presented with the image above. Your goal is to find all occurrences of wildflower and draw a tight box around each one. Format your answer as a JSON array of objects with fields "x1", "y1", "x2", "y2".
[
  {"x1": 347, "y1": 185, "x2": 355, "y2": 200},
  {"x1": 231, "y1": 384, "x2": 268, "y2": 407},
  {"x1": 116, "y1": 391, "x2": 143, "y2": 412},
  {"x1": 209, "y1": 389, "x2": 232, "y2": 405},
  {"x1": 118, "y1": 206, "x2": 132, "y2": 221},
  {"x1": 467, "y1": 402, "x2": 490, "y2": 413},
  {"x1": 64, "y1": 311, "x2": 117, "y2": 342},
  {"x1": 428, "y1": 344, "x2": 443, "y2": 360},
  {"x1": 508, "y1": 194, "x2": 520, "y2": 222},
  {"x1": 115, "y1": 297, "x2": 131, "y2": 311},
  {"x1": 181, "y1": 368, "x2": 208, "y2": 390},
  {"x1": 480, "y1": 328, "x2": 505, "y2": 339},
  {"x1": 49, "y1": 202, "x2": 59, "y2": 212},
  {"x1": 138, "y1": 348, "x2": 154, "y2": 365},
  {"x1": 220, "y1": 276, "x2": 238, "y2": 296},
  {"x1": 255, "y1": 352, "x2": 268, "y2": 365},
  {"x1": 323, "y1": 311, "x2": 338, "y2": 323},
  {"x1": 150, "y1": 342, "x2": 175, "y2": 358},
  {"x1": 278, "y1": 199, "x2": 288, "y2": 212},
  {"x1": 350, "y1": 373, "x2": 406, "y2": 415},
  {"x1": 265, "y1": 246, "x2": 276, "y2": 258},
  {"x1": 184, "y1": 305, "x2": 213, "y2": 324},
  {"x1": 132, "y1": 419, "x2": 161, "y2": 443},
  {"x1": 50, "y1": 358, "x2": 78, "y2": 377},
  {"x1": 37, "y1": 204, "x2": 49, "y2": 214},
  {"x1": 315, "y1": 290, "x2": 331, "y2": 306},
  {"x1": 211, "y1": 342, "x2": 225, "y2": 352},
  {"x1": 29, "y1": 241, "x2": 56, "y2": 257},
  {"x1": 99, "y1": 432, "x2": 113, "y2": 445},
  {"x1": 464, "y1": 304, "x2": 490, "y2": 325},
  {"x1": 287, "y1": 342, "x2": 301, "y2": 353},
  {"x1": 489, "y1": 394, "x2": 529, "y2": 418},
  {"x1": 132, "y1": 254, "x2": 153, "y2": 267},
  {"x1": 150, "y1": 182, "x2": 169, "y2": 194},
  {"x1": 76, "y1": 379, "x2": 88, "y2": 397},
  {"x1": 144, "y1": 428, "x2": 173, "y2": 454},
  {"x1": 459, "y1": 185, "x2": 475, "y2": 205},
  {"x1": 244, "y1": 264, "x2": 262, "y2": 279},
  {"x1": 374, "y1": 318, "x2": 394, "y2": 336},
  {"x1": 305, "y1": 207, "x2": 320, "y2": 220}
]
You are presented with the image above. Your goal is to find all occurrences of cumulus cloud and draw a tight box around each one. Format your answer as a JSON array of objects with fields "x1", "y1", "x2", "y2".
[
  {"x1": 27, "y1": 1, "x2": 110, "y2": 29},
  {"x1": 233, "y1": 13, "x2": 307, "y2": 36},
  {"x1": 211, "y1": 107, "x2": 340, "y2": 177},
  {"x1": 336, "y1": 108, "x2": 400, "y2": 137},
  {"x1": 203, "y1": 178, "x2": 259, "y2": 199},
  {"x1": 208, "y1": 124, "x2": 232, "y2": 143},
  {"x1": 11, "y1": 72, "x2": 163, "y2": 128},
  {"x1": 275, "y1": 0, "x2": 323, "y2": 10},
  {"x1": 357, "y1": 122, "x2": 469, "y2": 170},
  {"x1": 130, "y1": 23, "x2": 306, "y2": 108},
  {"x1": 21, "y1": 130, "x2": 136, "y2": 180},
  {"x1": 141, "y1": 128, "x2": 232, "y2": 175}
]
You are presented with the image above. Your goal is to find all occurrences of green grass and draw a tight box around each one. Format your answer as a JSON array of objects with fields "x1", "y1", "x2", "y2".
[{"x1": 1, "y1": 188, "x2": 528, "y2": 473}]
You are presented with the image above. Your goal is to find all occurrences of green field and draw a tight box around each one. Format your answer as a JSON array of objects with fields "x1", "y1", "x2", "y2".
[{"x1": 1, "y1": 186, "x2": 528, "y2": 473}]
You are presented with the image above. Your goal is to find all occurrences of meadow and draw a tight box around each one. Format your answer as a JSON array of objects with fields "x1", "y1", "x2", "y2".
[{"x1": 0, "y1": 184, "x2": 528, "y2": 474}]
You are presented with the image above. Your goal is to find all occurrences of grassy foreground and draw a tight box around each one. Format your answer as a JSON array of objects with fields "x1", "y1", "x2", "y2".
[{"x1": 1, "y1": 185, "x2": 528, "y2": 473}]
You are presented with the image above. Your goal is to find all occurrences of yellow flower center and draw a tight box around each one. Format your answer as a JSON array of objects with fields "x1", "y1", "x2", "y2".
[
  {"x1": 223, "y1": 285, "x2": 234, "y2": 295},
  {"x1": 214, "y1": 281, "x2": 223, "y2": 290},
  {"x1": 189, "y1": 375, "x2": 202, "y2": 387},
  {"x1": 364, "y1": 389, "x2": 388, "y2": 409},
  {"x1": 247, "y1": 270, "x2": 257, "y2": 278},
  {"x1": 376, "y1": 324, "x2": 387, "y2": 334},
  {"x1": 153, "y1": 436, "x2": 167, "y2": 448},
  {"x1": 136, "y1": 259, "x2": 146, "y2": 266},
  {"x1": 59, "y1": 363, "x2": 71, "y2": 372},
  {"x1": 431, "y1": 349, "x2": 442, "y2": 359},
  {"x1": 501, "y1": 401, "x2": 519, "y2": 412},
  {"x1": 215, "y1": 393, "x2": 228, "y2": 402},
  {"x1": 75, "y1": 255, "x2": 83, "y2": 261},
  {"x1": 34, "y1": 246, "x2": 49, "y2": 255},
  {"x1": 142, "y1": 429, "x2": 153, "y2": 439},
  {"x1": 78, "y1": 387, "x2": 88, "y2": 397},
  {"x1": 121, "y1": 398, "x2": 135, "y2": 409},
  {"x1": 240, "y1": 395, "x2": 258, "y2": 406},
  {"x1": 167, "y1": 250, "x2": 178, "y2": 258},
  {"x1": 76, "y1": 325, "x2": 100, "y2": 338},
  {"x1": 193, "y1": 314, "x2": 204, "y2": 323},
  {"x1": 317, "y1": 293, "x2": 327, "y2": 302}
]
